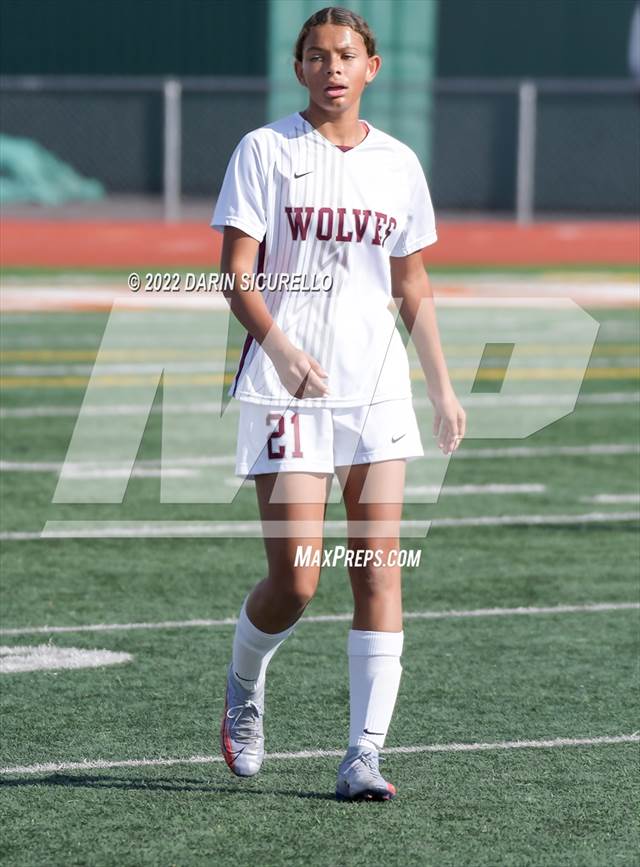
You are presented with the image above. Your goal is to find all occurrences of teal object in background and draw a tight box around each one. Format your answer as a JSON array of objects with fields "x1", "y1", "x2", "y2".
[
  {"x1": 268, "y1": 0, "x2": 439, "y2": 172},
  {"x1": 0, "y1": 135, "x2": 105, "y2": 205}
]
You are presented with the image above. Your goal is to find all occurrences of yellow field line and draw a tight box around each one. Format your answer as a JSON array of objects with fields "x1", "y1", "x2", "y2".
[
  {"x1": 2, "y1": 368, "x2": 638, "y2": 389},
  {"x1": 1, "y1": 344, "x2": 638, "y2": 362}
]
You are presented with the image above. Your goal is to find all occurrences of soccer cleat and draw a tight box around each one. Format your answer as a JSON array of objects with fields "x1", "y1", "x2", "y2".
[
  {"x1": 220, "y1": 664, "x2": 265, "y2": 777},
  {"x1": 335, "y1": 746, "x2": 397, "y2": 802}
]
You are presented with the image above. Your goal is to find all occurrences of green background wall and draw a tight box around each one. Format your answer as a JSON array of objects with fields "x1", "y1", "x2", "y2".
[
  {"x1": 0, "y1": 0, "x2": 267, "y2": 76},
  {"x1": 1, "y1": 0, "x2": 636, "y2": 77},
  {"x1": 438, "y1": 0, "x2": 637, "y2": 78}
]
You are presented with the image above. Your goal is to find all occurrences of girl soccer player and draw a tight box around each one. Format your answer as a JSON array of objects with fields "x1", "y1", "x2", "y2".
[{"x1": 212, "y1": 6, "x2": 465, "y2": 801}]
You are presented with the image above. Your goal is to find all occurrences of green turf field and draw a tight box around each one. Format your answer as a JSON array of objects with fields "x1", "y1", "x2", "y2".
[{"x1": 1, "y1": 277, "x2": 639, "y2": 866}]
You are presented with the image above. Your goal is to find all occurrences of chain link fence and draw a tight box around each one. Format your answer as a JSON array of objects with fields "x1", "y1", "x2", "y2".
[{"x1": 1, "y1": 76, "x2": 638, "y2": 220}]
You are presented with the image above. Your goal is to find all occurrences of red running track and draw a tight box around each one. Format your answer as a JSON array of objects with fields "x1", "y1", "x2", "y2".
[{"x1": 1, "y1": 219, "x2": 638, "y2": 268}]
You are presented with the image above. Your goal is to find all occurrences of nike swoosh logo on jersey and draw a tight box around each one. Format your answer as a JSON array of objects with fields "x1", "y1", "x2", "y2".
[
  {"x1": 391, "y1": 433, "x2": 406, "y2": 443},
  {"x1": 293, "y1": 170, "x2": 314, "y2": 179}
]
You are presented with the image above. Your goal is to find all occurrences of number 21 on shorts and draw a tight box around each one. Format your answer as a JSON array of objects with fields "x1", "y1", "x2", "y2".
[{"x1": 267, "y1": 412, "x2": 304, "y2": 460}]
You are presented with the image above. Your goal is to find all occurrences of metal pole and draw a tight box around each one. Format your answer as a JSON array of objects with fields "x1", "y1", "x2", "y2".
[
  {"x1": 516, "y1": 80, "x2": 537, "y2": 225},
  {"x1": 163, "y1": 78, "x2": 182, "y2": 222}
]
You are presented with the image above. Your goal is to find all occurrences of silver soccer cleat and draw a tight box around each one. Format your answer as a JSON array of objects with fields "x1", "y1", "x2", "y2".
[
  {"x1": 220, "y1": 664, "x2": 265, "y2": 777},
  {"x1": 335, "y1": 747, "x2": 397, "y2": 802}
]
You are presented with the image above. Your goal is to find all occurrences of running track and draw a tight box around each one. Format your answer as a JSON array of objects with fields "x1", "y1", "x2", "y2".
[{"x1": 1, "y1": 220, "x2": 637, "y2": 267}]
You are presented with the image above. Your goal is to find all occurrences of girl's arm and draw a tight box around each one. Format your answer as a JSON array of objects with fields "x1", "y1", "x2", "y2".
[
  {"x1": 220, "y1": 226, "x2": 329, "y2": 399},
  {"x1": 390, "y1": 250, "x2": 466, "y2": 455}
]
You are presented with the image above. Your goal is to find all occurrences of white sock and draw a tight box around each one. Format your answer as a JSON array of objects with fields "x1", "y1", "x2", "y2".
[
  {"x1": 348, "y1": 629, "x2": 404, "y2": 752},
  {"x1": 232, "y1": 597, "x2": 296, "y2": 692}
]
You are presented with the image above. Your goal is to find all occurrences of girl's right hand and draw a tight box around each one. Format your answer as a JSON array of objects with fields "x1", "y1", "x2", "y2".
[{"x1": 270, "y1": 344, "x2": 330, "y2": 399}]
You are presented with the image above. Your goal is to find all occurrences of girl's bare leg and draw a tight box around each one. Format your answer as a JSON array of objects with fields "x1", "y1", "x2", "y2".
[
  {"x1": 246, "y1": 471, "x2": 332, "y2": 633},
  {"x1": 337, "y1": 459, "x2": 405, "y2": 632}
]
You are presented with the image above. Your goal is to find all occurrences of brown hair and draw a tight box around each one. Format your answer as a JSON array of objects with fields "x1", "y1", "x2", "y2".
[{"x1": 294, "y1": 6, "x2": 377, "y2": 61}]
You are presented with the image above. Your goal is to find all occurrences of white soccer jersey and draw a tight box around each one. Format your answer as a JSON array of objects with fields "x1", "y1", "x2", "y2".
[{"x1": 211, "y1": 111, "x2": 437, "y2": 408}]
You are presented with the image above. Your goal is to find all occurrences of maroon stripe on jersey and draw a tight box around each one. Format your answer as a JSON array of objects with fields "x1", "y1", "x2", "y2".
[
  {"x1": 231, "y1": 332, "x2": 254, "y2": 396},
  {"x1": 231, "y1": 238, "x2": 266, "y2": 396},
  {"x1": 257, "y1": 237, "x2": 266, "y2": 273}
]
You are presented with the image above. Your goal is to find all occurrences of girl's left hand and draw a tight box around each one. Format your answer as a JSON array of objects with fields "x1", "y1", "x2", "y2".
[{"x1": 429, "y1": 387, "x2": 466, "y2": 456}]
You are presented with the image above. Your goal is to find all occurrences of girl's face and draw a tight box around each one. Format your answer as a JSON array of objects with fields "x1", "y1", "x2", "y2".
[{"x1": 295, "y1": 24, "x2": 380, "y2": 115}]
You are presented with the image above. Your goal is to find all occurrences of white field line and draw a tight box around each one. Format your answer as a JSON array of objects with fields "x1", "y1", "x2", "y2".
[
  {"x1": 434, "y1": 278, "x2": 640, "y2": 309},
  {"x1": 1, "y1": 510, "x2": 638, "y2": 542},
  {"x1": 424, "y1": 511, "x2": 640, "y2": 528},
  {"x1": 61, "y1": 468, "x2": 196, "y2": 480},
  {"x1": 0, "y1": 288, "x2": 229, "y2": 312},
  {"x1": 448, "y1": 444, "x2": 639, "y2": 459},
  {"x1": 76, "y1": 468, "x2": 197, "y2": 480},
  {"x1": 3, "y1": 280, "x2": 638, "y2": 311},
  {"x1": 405, "y1": 483, "x2": 546, "y2": 496},
  {"x1": 0, "y1": 464, "x2": 545, "y2": 493},
  {"x1": 1, "y1": 391, "x2": 638, "y2": 419},
  {"x1": 1, "y1": 733, "x2": 638, "y2": 777},
  {"x1": 0, "y1": 601, "x2": 637, "y2": 637},
  {"x1": 0, "y1": 465, "x2": 195, "y2": 479},
  {"x1": 0, "y1": 645, "x2": 132, "y2": 674},
  {"x1": 581, "y1": 493, "x2": 640, "y2": 504},
  {"x1": 1, "y1": 443, "x2": 638, "y2": 475},
  {"x1": 0, "y1": 458, "x2": 234, "y2": 473},
  {"x1": 1, "y1": 511, "x2": 638, "y2": 541}
]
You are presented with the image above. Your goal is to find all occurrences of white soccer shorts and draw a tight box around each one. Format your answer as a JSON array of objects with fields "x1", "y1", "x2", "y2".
[{"x1": 235, "y1": 397, "x2": 424, "y2": 478}]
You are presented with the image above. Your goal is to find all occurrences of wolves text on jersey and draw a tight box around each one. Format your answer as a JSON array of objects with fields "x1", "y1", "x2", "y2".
[{"x1": 284, "y1": 206, "x2": 397, "y2": 247}]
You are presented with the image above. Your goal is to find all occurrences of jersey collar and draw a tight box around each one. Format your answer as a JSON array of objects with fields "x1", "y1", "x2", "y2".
[{"x1": 297, "y1": 112, "x2": 374, "y2": 154}]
